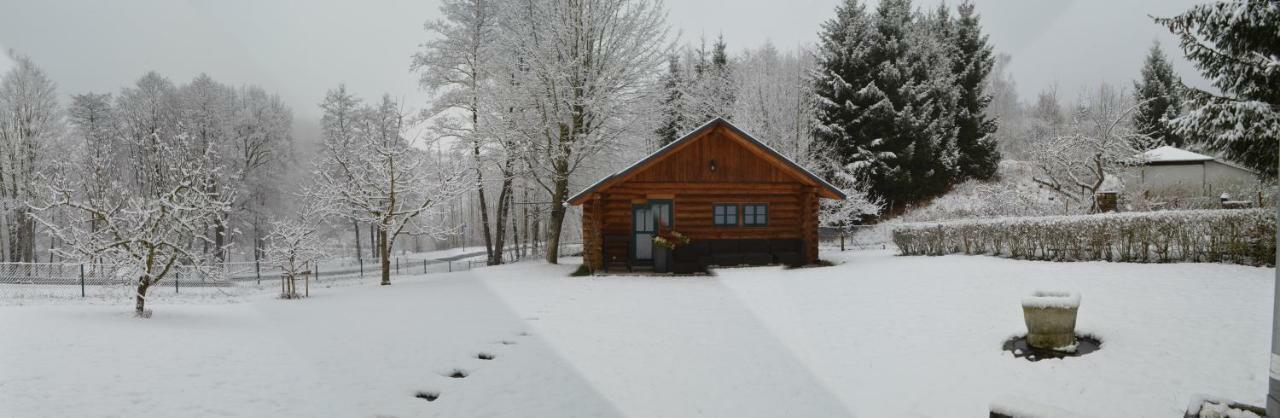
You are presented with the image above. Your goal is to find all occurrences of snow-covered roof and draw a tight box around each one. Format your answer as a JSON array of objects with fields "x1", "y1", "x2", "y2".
[
  {"x1": 1132, "y1": 145, "x2": 1259, "y2": 174},
  {"x1": 1138, "y1": 146, "x2": 1214, "y2": 163},
  {"x1": 565, "y1": 117, "x2": 846, "y2": 205}
]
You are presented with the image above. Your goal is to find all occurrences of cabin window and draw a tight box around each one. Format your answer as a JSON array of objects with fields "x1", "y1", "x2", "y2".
[
  {"x1": 742, "y1": 204, "x2": 768, "y2": 226},
  {"x1": 713, "y1": 204, "x2": 738, "y2": 226}
]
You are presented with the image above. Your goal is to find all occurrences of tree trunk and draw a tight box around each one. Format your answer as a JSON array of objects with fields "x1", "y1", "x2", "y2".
[
  {"x1": 379, "y1": 225, "x2": 390, "y2": 285},
  {"x1": 369, "y1": 224, "x2": 377, "y2": 260},
  {"x1": 134, "y1": 278, "x2": 150, "y2": 317},
  {"x1": 353, "y1": 220, "x2": 362, "y2": 260},
  {"x1": 476, "y1": 164, "x2": 495, "y2": 263},
  {"x1": 520, "y1": 183, "x2": 529, "y2": 258},
  {"x1": 22, "y1": 210, "x2": 34, "y2": 262},
  {"x1": 545, "y1": 175, "x2": 569, "y2": 264},
  {"x1": 491, "y1": 170, "x2": 513, "y2": 265},
  {"x1": 213, "y1": 217, "x2": 226, "y2": 263}
]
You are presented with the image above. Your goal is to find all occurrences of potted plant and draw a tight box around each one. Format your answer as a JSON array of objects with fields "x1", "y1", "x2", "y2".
[
  {"x1": 653, "y1": 230, "x2": 690, "y2": 273},
  {"x1": 1021, "y1": 291, "x2": 1081, "y2": 351}
]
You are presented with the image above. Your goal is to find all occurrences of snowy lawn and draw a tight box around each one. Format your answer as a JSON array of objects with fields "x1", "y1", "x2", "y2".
[{"x1": 0, "y1": 249, "x2": 1271, "y2": 417}]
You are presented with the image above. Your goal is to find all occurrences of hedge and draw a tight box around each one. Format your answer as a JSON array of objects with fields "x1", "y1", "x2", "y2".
[{"x1": 892, "y1": 209, "x2": 1275, "y2": 266}]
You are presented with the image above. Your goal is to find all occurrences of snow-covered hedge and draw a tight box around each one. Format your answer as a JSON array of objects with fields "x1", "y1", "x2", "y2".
[{"x1": 892, "y1": 209, "x2": 1275, "y2": 266}]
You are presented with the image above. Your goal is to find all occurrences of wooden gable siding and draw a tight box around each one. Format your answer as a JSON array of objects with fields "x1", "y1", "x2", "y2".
[
  {"x1": 581, "y1": 126, "x2": 819, "y2": 270},
  {"x1": 630, "y1": 126, "x2": 799, "y2": 183}
]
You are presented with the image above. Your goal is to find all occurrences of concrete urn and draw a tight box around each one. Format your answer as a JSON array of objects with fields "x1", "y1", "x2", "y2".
[{"x1": 1021, "y1": 291, "x2": 1081, "y2": 350}]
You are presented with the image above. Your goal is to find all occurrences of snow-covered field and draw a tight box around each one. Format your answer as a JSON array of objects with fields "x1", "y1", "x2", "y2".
[{"x1": 0, "y1": 249, "x2": 1271, "y2": 417}]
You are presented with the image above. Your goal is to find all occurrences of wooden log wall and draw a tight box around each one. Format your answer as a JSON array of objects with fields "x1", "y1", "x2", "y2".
[{"x1": 579, "y1": 124, "x2": 828, "y2": 269}]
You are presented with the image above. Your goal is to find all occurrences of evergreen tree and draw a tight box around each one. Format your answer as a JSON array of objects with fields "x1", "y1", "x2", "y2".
[
  {"x1": 656, "y1": 54, "x2": 686, "y2": 146},
  {"x1": 813, "y1": 0, "x2": 874, "y2": 163},
  {"x1": 950, "y1": 1, "x2": 1000, "y2": 180},
  {"x1": 894, "y1": 2, "x2": 961, "y2": 204},
  {"x1": 813, "y1": 0, "x2": 961, "y2": 212},
  {"x1": 684, "y1": 34, "x2": 735, "y2": 122},
  {"x1": 708, "y1": 34, "x2": 735, "y2": 119},
  {"x1": 1155, "y1": 0, "x2": 1279, "y2": 177},
  {"x1": 1131, "y1": 41, "x2": 1184, "y2": 147}
]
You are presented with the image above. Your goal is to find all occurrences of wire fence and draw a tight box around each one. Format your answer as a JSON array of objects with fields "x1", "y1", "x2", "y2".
[
  {"x1": 819, "y1": 224, "x2": 896, "y2": 251},
  {"x1": 0, "y1": 254, "x2": 498, "y2": 304}
]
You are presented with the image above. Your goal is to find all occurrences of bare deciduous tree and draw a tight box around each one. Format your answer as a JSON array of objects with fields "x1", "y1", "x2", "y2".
[
  {"x1": 310, "y1": 92, "x2": 470, "y2": 285},
  {"x1": 33, "y1": 143, "x2": 231, "y2": 317},
  {"x1": 496, "y1": 0, "x2": 672, "y2": 263},
  {"x1": 1031, "y1": 84, "x2": 1154, "y2": 212}
]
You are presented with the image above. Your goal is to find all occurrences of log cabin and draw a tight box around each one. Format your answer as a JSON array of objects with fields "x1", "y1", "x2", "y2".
[{"x1": 568, "y1": 118, "x2": 845, "y2": 273}]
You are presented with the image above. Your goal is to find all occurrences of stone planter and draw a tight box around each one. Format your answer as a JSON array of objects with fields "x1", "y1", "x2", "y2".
[
  {"x1": 1021, "y1": 291, "x2": 1081, "y2": 351},
  {"x1": 654, "y1": 247, "x2": 672, "y2": 273}
]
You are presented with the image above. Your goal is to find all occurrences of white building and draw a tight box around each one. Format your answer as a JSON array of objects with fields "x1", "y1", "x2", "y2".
[{"x1": 1121, "y1": 146, "x2": 1260, "y2": 201}]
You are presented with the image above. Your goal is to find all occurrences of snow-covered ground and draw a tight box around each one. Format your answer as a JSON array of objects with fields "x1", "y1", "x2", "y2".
[{"x1": 0, "y1": 249, "x2": 1271, "y2": 417}]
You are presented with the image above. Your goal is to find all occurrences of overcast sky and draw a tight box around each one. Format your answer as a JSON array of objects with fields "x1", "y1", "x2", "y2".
[{"x1": 0, "y1": 0, "x2": 1209, "y2": 120}]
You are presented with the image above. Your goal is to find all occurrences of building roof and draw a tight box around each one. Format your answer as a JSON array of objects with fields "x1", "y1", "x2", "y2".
[
  {"x1": 1134, "y1": 145, "x2": 1259, "y2": 174},
  {"x1": 566, "y1": 117, "x2": 846, "y2": 205},
  {"x1": 1139, "y1": 146, "x2": 1214, "y2": 163}
]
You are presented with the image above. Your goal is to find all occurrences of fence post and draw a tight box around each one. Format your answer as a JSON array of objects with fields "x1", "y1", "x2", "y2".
[
  {"x1": 79, "y1": 264, "x2": 85, "y2": 298},
  {"x1": 448, "y1": 260, "x2": 452, "y2": 272},
  {"x1": 423, "y1": 259, "x2": 427, "y2": 274},
  {"x1": 175, "y1": 270, "x2": 179, "y2": 294},
  {"x1": 315, "y1": 260, "x2": 320, "y2": 283},
  {"x1": 396, "y1": 257, "x2": 400, "y2": 275},
  {"x1": 359, "y1": 257, "x2": 364, "y2": 278},
  {"x1": 255, "y1": 259, "x2": 261, "y2": 285}
]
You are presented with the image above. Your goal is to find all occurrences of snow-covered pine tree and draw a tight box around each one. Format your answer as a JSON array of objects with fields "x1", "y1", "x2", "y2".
[
  {"x1": 1155, "y1": 0, "x2": 1278, "y2": 177},
  {"x1": 893, "y1": 2, "x2": 961, "y2": 206},
  {"x1": 813, "y1": 0, "x2": 961, "y2": 214},
  {"x1": 950, "y1": 1, "x2": 1000, "y2": 181},
  {"x1": 655, "y1": 54, "x2": 686, "y2": 146},
  {"x1": 705, "y1": 34, "x2": 735, "y2": 120},
  {"x1": 1131, "y1": 41, "x2": 1184, "y2": 147},
  {"x1": 813, "y1": 0, "x2": 876, "y2": 181},
  {"x1": 677, "y1": 35, "x2": 736, "y2": 126}
]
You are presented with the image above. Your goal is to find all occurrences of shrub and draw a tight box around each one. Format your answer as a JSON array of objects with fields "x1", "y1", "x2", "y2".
[{"x1": 892, "y1": 209, "x2": 1275, "y2": 266}]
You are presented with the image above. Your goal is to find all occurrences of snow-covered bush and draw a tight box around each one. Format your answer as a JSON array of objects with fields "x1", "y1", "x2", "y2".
[
  {"x1": 264, "y1": 213, "x2": 326, "y2": 299},
  {"x1": 899, "y1": 160, "x2": 1086, "y2": 222},
  {"x1": 893, "y1": 209, "x2": 1274, "y2": 266}
]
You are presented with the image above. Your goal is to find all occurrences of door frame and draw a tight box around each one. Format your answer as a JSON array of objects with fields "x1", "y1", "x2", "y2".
[{"x1": 630, "y1": 199, "x2": 673, "y2": 265}]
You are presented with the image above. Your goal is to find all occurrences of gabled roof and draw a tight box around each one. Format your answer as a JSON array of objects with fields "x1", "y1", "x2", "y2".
[
  {"x1": 1138, "y1": 146, "x2": 1214, "y2": 163},
  {"x1": 567, "y1": 117, "x2": 845, "y2": 205},
  {"x1": 1134, "y1": 145, "x2": 1259, "y2": 174}
]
